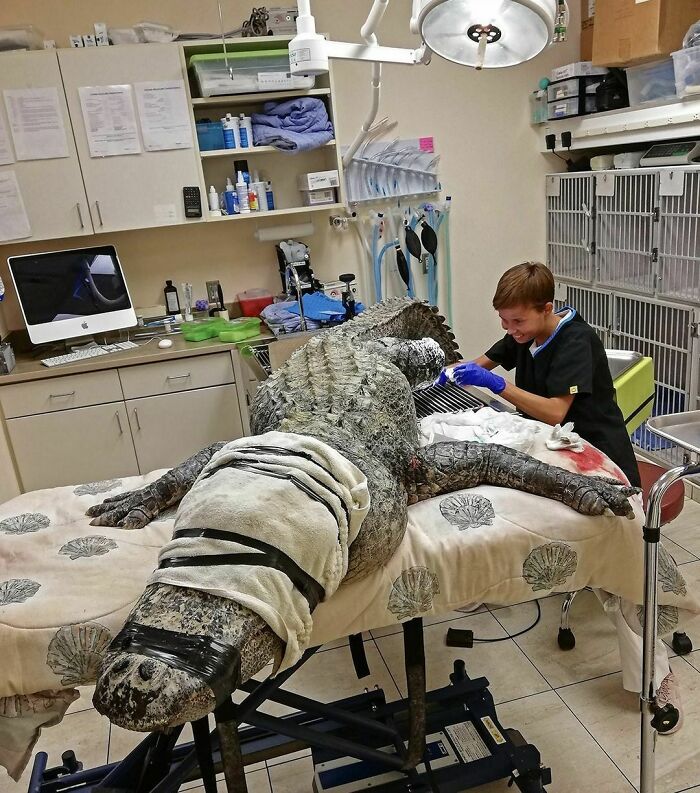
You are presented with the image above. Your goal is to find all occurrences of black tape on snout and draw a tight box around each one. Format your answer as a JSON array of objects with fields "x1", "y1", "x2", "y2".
[{"x1": 110, "y1": 622, "x2": 241, "y2": 706}]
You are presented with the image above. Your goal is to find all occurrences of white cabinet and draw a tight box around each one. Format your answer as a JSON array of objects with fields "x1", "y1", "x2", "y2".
[
  {"x1": 6, "y1": 402, "x2": 139, "y2": 491},
  {"x1": 126, "y1": 385, "x2": 243, "y2": 473},
  {"x1": 57, "y1": 44, "x2": 204, "y2": 234},
  {"x1": 0, "y1": 50, "x2": 94, "y2": 242}
]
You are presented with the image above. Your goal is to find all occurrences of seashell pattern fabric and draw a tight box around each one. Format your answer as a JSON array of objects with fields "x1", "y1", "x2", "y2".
[
  {"x1": 73, "y1": 480, "x2": 122, "y2": 497},
  {"x1": 522, "y1": 542, "x2": 578, "y2": 592},
  {"x1": 59, "y1": 536, "x2": 118, "y2": 560},
  {"x1": 46, "y1": 623, "x2": 112, "y2": 686},
  {"x1": 658, "y1": 544, "x2": 687, "y2": 597},
  {"x1": 0, "y1": 513, "x2": 50, "y2": 535},
  {"x1": 0, "y1": 579, "x2": 40, "y2": 606},
  {"x1": 387, "y1": 566, "x2": 440, "y2": 620},
  {"x1": 439, "y1": 494, "x2": 495, "y2": 530},
  {"x1": 636, "y1": 604, "x2": 680, "y2": 637}
]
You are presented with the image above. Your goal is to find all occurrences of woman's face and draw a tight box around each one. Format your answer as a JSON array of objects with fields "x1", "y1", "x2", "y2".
[{"x1": 498, "y1": 303, "x2": 553, "y2": 344}]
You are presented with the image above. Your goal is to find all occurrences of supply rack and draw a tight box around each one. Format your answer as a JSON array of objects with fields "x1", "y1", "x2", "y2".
[{"x1": 181, "y1": 36, "x2": 346, "y2": 222}]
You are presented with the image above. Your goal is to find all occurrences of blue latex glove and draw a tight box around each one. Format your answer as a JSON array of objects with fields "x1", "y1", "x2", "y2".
[{"x1": 451, "y1": 362, "x2": 506, "y2": 394}]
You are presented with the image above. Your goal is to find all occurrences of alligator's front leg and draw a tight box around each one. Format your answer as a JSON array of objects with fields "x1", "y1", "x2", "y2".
[
  {"x1": 87, "y1": 442, "x2": 227, "y2": 528},
  {"x1": 405, "y1": 441, "x2": 639, "y2": 518}
]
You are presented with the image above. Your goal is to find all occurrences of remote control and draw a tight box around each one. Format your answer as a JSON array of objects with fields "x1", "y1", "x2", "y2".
[{"x1": 182, "y1": 186, "x2": 202, "y2": 218}]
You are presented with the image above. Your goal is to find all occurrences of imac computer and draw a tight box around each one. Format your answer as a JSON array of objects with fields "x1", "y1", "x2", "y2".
[{"x1": 7, "y1": 245, "x2": 137, "y2": 345}]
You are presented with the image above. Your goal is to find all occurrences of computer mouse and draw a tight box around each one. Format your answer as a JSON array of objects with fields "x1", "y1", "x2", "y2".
[{"x1": 158, "y1": 339, "x2": 173, "y2": 349}]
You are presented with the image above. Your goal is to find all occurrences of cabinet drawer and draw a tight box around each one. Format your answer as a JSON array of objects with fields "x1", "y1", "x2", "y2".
[
  {"x1": 0, "y1": 370, "x2": 122, "y2": 419},
  {"x1": 119, "y1": 353, "x2": 235, "y2": 399}
]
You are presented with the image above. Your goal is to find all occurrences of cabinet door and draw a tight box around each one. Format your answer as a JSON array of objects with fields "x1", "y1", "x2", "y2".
[
  {"x1": 0, "y1": 50, "x2": 94, "y2": 243},
  {"x1": 127, "y1": 385, "x2": 243, "y2": 474},
  {"x1": 58, "y1": 44, "x2": 204, "y2": 234},
  {"x1": 7, "y1": 403, "x2": 138, "y2": 491}
]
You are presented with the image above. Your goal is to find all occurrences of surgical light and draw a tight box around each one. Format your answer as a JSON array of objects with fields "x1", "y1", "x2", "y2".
[{"x1": 289, "y1": 0, "x2": 568, "y2": 75}]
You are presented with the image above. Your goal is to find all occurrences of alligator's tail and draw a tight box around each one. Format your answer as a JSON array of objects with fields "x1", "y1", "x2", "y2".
[{"x1": 340, "y1": 298, "x2": 461, "y2": 364}]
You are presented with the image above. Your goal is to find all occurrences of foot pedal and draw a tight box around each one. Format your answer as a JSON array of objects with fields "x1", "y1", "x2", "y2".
[{"x1": 446, "y1": 628, "x2": 473, "y2": 648}]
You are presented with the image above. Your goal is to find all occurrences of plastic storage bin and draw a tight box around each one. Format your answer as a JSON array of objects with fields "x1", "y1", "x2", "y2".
[
  {"x1": 218, "y1": 317, "x2": 262, "y2": 342},
  {"x1": 196, "y1": 121, "x2": 225, "y2": 151},
  {"x1": 626, "y1": 58, "x2": 676, "y2": 105},
  {"x1": 546, "y1": 75, "x2": 603, "y2": 102},
  {"x1": 189, "y1": 50, "x2": 315, "y2": 97},
  {"x1": 547, "y1": 95, "x2": 596, "y2": 120},
  {"x1": 181, "y1": 318, "x2": 229, "y2": 342},
  {"x1": 238, "y1": 289, "x2": 274, "y2": 317},
  {"x1": 672, "y1": 47, "x2": 700, "y2": 98}
]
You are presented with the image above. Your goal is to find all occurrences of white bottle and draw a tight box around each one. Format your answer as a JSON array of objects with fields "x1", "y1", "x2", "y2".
[
  {"x1": 221, "y1": 116, "x2": 236, "y2": 149},
  {"x1": 252, "y1": 170, "x2": 268, "y2": 213},
  {"x1": 208, "y1": 185, "x2": 220, "y2": 211},
  {"x1": 236, "y1": 170, "x2": 250, "y2": 213},
  {"x1": 238, "y1": 113, "x2": 253, "y2": 148},
  {"x1": 227, "y1": 113, "x2": 242, "y2": 148}
]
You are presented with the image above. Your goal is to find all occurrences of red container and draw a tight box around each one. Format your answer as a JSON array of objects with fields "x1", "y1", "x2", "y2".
[{"x1": 238, "y1": 289, "x2": 274, "y2": 317}]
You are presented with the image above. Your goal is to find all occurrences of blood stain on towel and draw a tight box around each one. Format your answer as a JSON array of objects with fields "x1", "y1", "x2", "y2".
[{"x1": 559, "y1": 444, "x2": 624, "y2": 482}]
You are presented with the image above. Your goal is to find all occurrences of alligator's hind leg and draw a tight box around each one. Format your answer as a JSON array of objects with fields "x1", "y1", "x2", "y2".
[
  {"x1": 87, "y1": 442, "x2": 227, "y2": 529},
  {"x1": 405, "y1": 440, "x2": 639, "y2": 518}
]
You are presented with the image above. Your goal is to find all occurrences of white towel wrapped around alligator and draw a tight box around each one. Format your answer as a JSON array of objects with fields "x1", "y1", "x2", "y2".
[{"x1": 149, "y1": 431, "x2": 371, "y2": 672}]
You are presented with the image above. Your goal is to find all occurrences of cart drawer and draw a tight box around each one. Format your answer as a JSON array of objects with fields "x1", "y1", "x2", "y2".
[
  {"x1": 119, "y1": 352, "x2": 234, "y2": 399},
  {"x1": 0, "y1": 370, "x2": 122, "y2": 419}
]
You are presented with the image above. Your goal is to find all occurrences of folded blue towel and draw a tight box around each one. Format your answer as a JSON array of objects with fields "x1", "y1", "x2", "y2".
[
  {"x1": 261, "y1": 300, "x2": 321, "y2": 334},
  {"x1": 286, "y1": 292, "x2": 365, "y2": 321},
  {"x1": 252, "y1": 97, "x2": 334, "y2": 153}
]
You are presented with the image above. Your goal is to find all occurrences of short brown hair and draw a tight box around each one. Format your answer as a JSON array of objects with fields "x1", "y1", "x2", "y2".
[{"x1": 492, "y1": 262, "x2": 554, "y2": 311}]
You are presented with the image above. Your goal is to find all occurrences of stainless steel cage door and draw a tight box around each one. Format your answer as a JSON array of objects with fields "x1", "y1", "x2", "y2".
[{"x1": 546, "y1": 174, "x2": 595, "y2": 283}]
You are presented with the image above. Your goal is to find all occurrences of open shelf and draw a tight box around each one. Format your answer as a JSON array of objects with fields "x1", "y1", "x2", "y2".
[
  {"x1": 201, "y1": 141, "x2": 336, "y2": 159},
  {"x1": 191, "y1": 87, "x2": 331, "y2": 109},
  {"x1": 207, "y1": 203, "x2": 344, "y2": 222}
]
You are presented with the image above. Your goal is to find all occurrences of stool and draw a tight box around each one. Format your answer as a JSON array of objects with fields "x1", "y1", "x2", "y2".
[{"x1": 557, "y1": 460, "x2": 693, "y2": 655}]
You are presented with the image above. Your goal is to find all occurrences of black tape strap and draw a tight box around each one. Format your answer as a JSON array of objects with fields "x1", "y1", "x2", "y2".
[
  {"x1": 202, "y1": 460, "x2": 343, "y2": 527},
  {"x1": 348, "y1": 633, "x2": 370, "y2": 679},
  {"x1": 623, "y1": 393, "x2": 655, "y2": 426},
  {"x1": 111, "y1": 622, "x2": 240, "y2": 706},
  {"x1": 165, "y1": 528, "x2": 325, "y2": 608}
]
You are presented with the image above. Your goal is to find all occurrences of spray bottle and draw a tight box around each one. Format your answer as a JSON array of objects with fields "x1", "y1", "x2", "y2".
[{"x1": 236, "y1": 170, "x2": 250, "y2": 213}]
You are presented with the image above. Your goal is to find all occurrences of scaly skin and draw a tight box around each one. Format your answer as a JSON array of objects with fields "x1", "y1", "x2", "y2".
[{"x1": 89, "y1": 299, "x2": 638, "y2": 731}]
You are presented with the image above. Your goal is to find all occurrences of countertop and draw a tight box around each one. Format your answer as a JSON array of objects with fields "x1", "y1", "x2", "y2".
[{"x1": 0, "y1": 330, "x2": 278, "y2": 386}]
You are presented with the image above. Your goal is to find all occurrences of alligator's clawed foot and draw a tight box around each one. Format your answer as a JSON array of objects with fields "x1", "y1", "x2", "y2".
[
  {"x1": 87, "y1": 488, "x2": 160, "y2": 529},
  {"x1": 574, "y1": 476, "x2": 640, "y2": 519}
]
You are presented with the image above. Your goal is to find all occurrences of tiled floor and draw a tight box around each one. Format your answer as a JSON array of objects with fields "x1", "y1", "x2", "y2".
[{"x1": 3, "y1": 502, "x2": 700, "y2": 793}]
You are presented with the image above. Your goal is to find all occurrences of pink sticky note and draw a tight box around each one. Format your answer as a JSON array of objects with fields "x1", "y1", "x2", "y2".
[{"x1": 419, "y1": 137, "x2": 434, "y2": 153}]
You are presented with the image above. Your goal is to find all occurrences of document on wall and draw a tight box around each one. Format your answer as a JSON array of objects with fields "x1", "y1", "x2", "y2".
[
  {"x1": 0, "y1": 114, "x2": 14, "y2": 165},
  {"x1": 134, "y1": 80, "x2": 193, "y2": 151},
  {"x1": 0, "y1": 171, "x2": 31, "y2": 242},
  {"x1": 78, "y1": 85, "x2": 142, "y2": 157},
  {"x1": 3, "y1": 87, "x2": 69, "y2": 160}
]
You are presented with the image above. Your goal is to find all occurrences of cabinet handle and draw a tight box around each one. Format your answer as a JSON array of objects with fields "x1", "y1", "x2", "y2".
[
  {"x1": 133, "y1": 408, "x2": 142, "y2": 431},
  {"x1": 95, "y1": 200, "x2": 104, "y2": 226},
  {"x1": 116, "y1": 411, "x2": 124, "y2": 435},
  {"x1": 166, "y1": 373, "x2": 191, "y2": 381},
  {"x1": 49, "y1": 391, "x2": 76, "y2": 399},
  {"x1": 76, "y1": 203, "x2": 84, "y2": 229}
]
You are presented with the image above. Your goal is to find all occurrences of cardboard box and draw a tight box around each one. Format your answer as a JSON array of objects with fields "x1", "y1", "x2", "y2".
[
  {"x1": 581, "y1": 0, "x2": 596, "y2": 23},
  {"x1": 593, "y1": 0, "x2": 700, "y2": 67},
  {"x1": 301, "y1": 188, "x2": 336, "y2": 206},
  {"x1": 581, "y1": 17, "x2": 594, "y2": 61},
  {"x1": 551, "y1": 61, "x2": 608, "y2": 81},
  {"x1": 297, "y1": 170, "x2": 340, "y2": 191}
]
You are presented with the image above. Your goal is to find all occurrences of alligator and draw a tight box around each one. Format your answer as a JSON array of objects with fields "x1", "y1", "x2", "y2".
[{"x1": 87, "y1": 298, "x2": 638, "y2": 732}]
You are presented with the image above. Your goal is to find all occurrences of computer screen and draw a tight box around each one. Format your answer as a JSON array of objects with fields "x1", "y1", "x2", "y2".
[{"x1": 7, "y1": 245, "x2": 137, "y2": 344}]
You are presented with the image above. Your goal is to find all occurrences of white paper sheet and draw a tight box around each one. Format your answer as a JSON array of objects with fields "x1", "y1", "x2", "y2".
[
  {"x1": 3, "y1": 88, "x2": 69, "y2": 161},
  {"x1": 78, "y1": 85, "x2": 142, "y2": 157},
  {"x1": 0, "y1": 171, "x2": 31, "y2": 241},
  {"x1": 0, "y1": 115, "x2": 14, "y2": 165},
  {"x1": 134, "y1": 80, "x2": 193, "y2": 152}
]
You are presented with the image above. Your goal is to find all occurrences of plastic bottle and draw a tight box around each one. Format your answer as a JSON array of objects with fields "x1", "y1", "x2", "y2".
[
  {"x1": 252, "y1": 170, "x2": 268, "y2": 213},
  {"x1": 265, "y1": 180, "x2": 275, "y2": 210},
  {"x1": 163, "y1": 280, "x2": 180, "y2": 314},
  {"x1": 208, "y1": 185, "x2": 219, "y2": 211},
  {"x1": 224, "y1": 177, "x2": 238, "y2": 215},
  {"x1": 234, "y1": 159, "x2": 250, "y2": 185},
  {"x1": 248, "y1": 185, "x2": 259, "y2": 211},
  {"x1": 236, "y1": 170, "x2": 250, "y2": 213},
  {"x1": 222, "y1": 115, "x2": 236, "y2": 149},
  {"x1": 238, "y1": 113, "x2": 253, "y2": 148}
]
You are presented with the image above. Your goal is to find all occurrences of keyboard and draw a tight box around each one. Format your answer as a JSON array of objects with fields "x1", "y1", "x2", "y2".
[{"x1": 41, "y1": 341, "x2": 138, "y2": 367}]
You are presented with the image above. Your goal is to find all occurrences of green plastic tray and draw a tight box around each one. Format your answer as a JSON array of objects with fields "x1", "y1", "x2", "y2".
[{"x1": 218, "y1": 317, "x2": 261, "y2": 343}]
